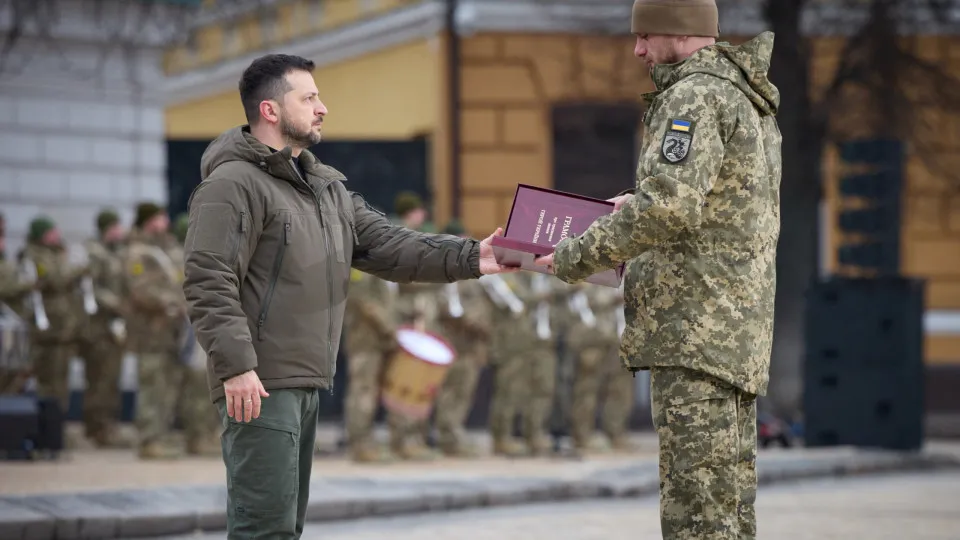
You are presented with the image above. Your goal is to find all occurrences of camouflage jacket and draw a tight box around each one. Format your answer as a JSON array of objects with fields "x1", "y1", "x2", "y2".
[
  {"x1": 437, "y1": 279, "x2": 494, "y2": 360},
  {"x1": 20, "y1": 243, "x2": 86, "y2": 343},
  {"x1": 488, "y1": 272, "x2": 566, "y2": 358},
  {"x1": 344, "y1": 269, "x2": 399, "y2": 354},
  {"x1": 0, "y1": 259, "x2": 31, "y2": 309},
  {"x1": 123, "y1": 230, "x2": 186, "y2": 354},
  {"x1": 84, "y1": 239, "x2": 127, "y2": 325},
  {"x1": 564, "y1": 283, "x2": 623, "y2": 351},
  {"x1": 551, "y1": 32, "x2": 782, "y2": 395}
]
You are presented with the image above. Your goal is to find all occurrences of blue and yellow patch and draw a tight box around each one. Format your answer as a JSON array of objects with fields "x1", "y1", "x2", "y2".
[{"x1": 670, "y1": 119, "x2": 691, "y2": 132}]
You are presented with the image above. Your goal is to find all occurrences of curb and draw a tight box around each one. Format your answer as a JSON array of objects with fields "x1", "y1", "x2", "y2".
[{"x1": 1, "y1": 451, "x2": 957, "y2": 539}]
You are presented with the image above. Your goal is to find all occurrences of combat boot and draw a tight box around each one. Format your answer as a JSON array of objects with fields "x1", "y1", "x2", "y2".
[
  {"x1": 526, "y1": 434, "x2": 553, "y2": 457},
  {"x1": 608, "y1": 434, "x2": 637, "y2": 453},
  {"x1": 492, "y1": 437, "x2": 528, "y2": 457},
  {"x1": 64, "y1": 422, "x2": 95, "y2": 450},
  {"x1": 350, "y1": 444, "x2": 396, "y2": 464},
  {"x1": 138, "y1": 441, "x2": 184, "y2": 460},
  {"x1": 391, "y1": 438, "x2": 438, "y2": 461},
  {"x1": 440, "y1": 439, "x2": 481, "y2": 459},
  {"x1": 186, "y1": 435, "x2": 222, "y2": 457}
]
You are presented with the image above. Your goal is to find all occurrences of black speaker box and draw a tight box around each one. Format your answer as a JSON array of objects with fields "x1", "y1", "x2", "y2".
[
  {"x1": 0, "y1": 395, "x2": 40, "y2": 453},
  {"x1": 803, "y1": 276, "x2": 925, "y2": 450}
]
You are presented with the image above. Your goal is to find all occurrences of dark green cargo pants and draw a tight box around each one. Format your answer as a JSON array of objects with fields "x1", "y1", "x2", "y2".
[{"x1": 217, "y1": 388, "x2": 319, "y2": 539}]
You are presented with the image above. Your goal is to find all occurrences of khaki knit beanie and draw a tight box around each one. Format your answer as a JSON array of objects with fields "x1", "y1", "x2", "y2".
[{"x1": 631, "y1": 0, "x2": 719, "y2": 38}]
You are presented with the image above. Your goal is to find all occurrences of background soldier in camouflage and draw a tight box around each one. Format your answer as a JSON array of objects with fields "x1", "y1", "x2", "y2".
[
  {"x1": 540, "y1": 1, "x2": 781, "y2": 537},
  {"x1": 0, "y1": 213, "x2": 34, "y2": 394},
  {"x1": 487, "y1": 272, "x2": 563, "y2": 457},
  {"x1": 343, "y1": 268, "x2": 401, "y2": 463},
  {"x1": 77, "y1": 210, "x2": 129, "y2": 448},
  {"x1": 125, "y1": 203, "x2": 187, "y2": 459},
  {"x1": 20, "y1": 217, "x2": 86, "y2": 420},
  {"x1": 433, "y1": 221, "x2": 492, "y2": 457},
  {"x1": 391, "y1": 278, "x2": 444, "y2": 460},
  {"x1": 567, "y1": 283, "x2": 624, "y2": 453},
  {"x1": 597, "y1": 289, "x2": 636, "y2": 451},
  {"x1": 171, "y1": 213, "x2": 221, "y2": 456}
]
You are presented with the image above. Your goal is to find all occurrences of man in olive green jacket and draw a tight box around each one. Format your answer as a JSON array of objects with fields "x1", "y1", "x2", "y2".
[{"x1": 182, "y1": 53, "x2": 513, "y2": 539}]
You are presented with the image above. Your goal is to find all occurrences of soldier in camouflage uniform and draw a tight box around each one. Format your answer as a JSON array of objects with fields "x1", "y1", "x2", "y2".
[
  {"x1": 541, "y1": 2, "x2": 781, "y2": 536},
  {"x1": 566, "y1": 283, "x2": 624, "y2": 453},
  {"x1": 390, "y1": 277, "x2": 444, "y2": 460},
  {"x1": 597, "y1": 289, "x2": 636, "y2": 451},
  {"x1": 343, "y1": 269, "x2": 402, "y2": 462},
  {"x1": 433, "y1": 221, "x2": 492, "y2": 457},
  {"x1": 19, "y1": 217, "x2": 87, "y2": 415},
  {"x1": 77, "y1": 210, "x2": 129, "y2": 447},
  {"x1": 487, "y1": 271, "x2": 563, "y2": 457},
  {"x1": 171, "y1": 213, "x2": 221, "y2": 456},
  {"x1": 0, "y1": 214, "x2": 34, "y2": 394},
  {"x1": 124, "y1": 203, "x2": 188, "y2": 459}
]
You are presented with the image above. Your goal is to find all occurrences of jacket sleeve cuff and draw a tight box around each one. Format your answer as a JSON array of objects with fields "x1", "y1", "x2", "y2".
[
  {"x1": 465, "y1": 241, "x2": 482, "y2": 279},
  {"x1": 213, "y1": 345, "x2": 258, "y2": 382}
]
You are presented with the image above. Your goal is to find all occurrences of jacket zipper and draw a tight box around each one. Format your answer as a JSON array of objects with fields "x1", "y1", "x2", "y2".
[
  {"x1": 299, "y1": 174, "x2": 337, "y2": 396},
  {"x1": 230, "y1": 211, "x2": 247, "y2": 264},
  {"x1": 257, "y1": 221, "x2": 290, "y2": 341}
]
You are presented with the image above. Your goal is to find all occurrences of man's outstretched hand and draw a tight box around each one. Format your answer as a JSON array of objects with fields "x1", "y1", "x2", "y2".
[{"x1": 478, "y1": 227, "x2": 519, "y2": 275}]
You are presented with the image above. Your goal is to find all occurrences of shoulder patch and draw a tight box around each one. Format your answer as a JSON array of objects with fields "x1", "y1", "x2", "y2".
[
  {"x1": 130, "y1": 262, "x2": 144, "y2": 276},
  {"x1": 661, "y1": 118, "x2": 694, "y2": 164},
  {"x1": 350, "y1": 268, "x2": 364, "y2": 282},
  {"x1": 35, "y1": 264, "x2": 45, "y2": 277}
]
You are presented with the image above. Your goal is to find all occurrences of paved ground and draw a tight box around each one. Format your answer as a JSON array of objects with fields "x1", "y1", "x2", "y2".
[
  {"x1": 154, "y1": 471, "x2": 960, "y2": 540},
  {"x1": 0, "y1": 428, "x2": 661, "y2": 496}
]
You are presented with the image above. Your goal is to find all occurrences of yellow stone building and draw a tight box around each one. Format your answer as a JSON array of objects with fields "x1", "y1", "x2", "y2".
[{"x1": 163, "y1": 0, "x2": 960, "y2": 392}]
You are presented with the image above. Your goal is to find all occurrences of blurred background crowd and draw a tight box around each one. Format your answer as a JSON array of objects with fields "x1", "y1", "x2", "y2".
[{"x1": 1, "y1": 0, "x2": 959, "y2": 465}]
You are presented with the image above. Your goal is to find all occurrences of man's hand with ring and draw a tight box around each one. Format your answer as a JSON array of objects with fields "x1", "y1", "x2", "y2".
[{"x1": 223, "y1": 370, "x2": 270, "y2": 422}]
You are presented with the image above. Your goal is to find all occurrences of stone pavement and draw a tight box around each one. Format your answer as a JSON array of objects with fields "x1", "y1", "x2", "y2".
[
  {"x1": 1, "y1": 439, "x2": 958, "y2": 540},
  {"x1": 207, "y1": 471, "x2": 959, "y2": 540}
]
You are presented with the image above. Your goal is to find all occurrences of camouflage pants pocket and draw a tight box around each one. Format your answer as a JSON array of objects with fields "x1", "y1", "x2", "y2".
[{"x1": 651, "y1": 367, "x2": 756, "y2": 540}]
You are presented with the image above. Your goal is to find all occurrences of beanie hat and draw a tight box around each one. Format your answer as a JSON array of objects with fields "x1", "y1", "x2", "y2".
[
  {"x1": 29, "y1": 216, "x2": 55, "y2": 243},
  {"x1": 442, "y1": 220, "x2": 466, "y2": 236},
  {"x1": 96, "y1": 209, "x2": 119, "y2": 233},
  {"x1": 631, "y1": 0, "x2": 719, "y2": 38},
  {"x1": 173, "y1": 213, "x2": 190, "y2": 244},
  {"x1": 135, "y1": 202, "x2": 164, "y2": 229},
  {"x1": 394, "y1": 191, "x2": 424, "y2": 217}
]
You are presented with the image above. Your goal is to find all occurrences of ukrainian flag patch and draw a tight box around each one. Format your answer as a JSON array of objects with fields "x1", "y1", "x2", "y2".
[{"x1": 670, "y1": 119, "x2": 691, "y2": 132}]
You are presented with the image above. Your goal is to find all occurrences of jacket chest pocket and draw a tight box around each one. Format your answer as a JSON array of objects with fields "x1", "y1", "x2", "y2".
[
  {"x1": 280, "y1": 212, "x2": 325, "y2": 272},
  {"x1": 324, "y1": 211, "x2": 357, "y2": 265}
]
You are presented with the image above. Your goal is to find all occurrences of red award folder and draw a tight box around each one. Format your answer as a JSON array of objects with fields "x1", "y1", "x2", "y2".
[{"x1": 490, "y1": 184, "x2": 625, "y2": 288}]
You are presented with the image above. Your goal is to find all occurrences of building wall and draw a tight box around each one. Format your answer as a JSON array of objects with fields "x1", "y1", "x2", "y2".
[
  {"x1": 453, "y1": 32, "x2": 648, "y2": 235},
  {"x1": 0, "y1": 44, "x2": 168, "y2": 257},
  {"x1": 817, "y1": 35, "x2": 960, "y2": 365},
  {"x1": 165, "y1": 38, "x2": 443, "y2": 140}
]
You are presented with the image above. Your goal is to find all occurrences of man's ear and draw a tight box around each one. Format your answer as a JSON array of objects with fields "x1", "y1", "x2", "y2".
[{"x1": 258, "y1": 100, "x2": 280, "y2": 124}]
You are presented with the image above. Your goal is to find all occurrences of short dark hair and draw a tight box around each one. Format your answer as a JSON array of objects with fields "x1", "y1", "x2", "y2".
[{"x1": 239, "y1": 54, "x2": 316, "y2": 124}]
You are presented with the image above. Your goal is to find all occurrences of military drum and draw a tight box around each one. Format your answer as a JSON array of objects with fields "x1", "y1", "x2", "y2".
[{"x1": 380, "y1": 327, "x2": 455, "y2": 420}]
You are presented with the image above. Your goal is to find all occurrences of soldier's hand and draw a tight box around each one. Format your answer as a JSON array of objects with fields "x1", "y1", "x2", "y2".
[
  {"x1": 223, "y1": 370, "x2": 270, "y2": 423},
  {"x1": 607, "y1": 194, "x2": 633, "y2": 212}
]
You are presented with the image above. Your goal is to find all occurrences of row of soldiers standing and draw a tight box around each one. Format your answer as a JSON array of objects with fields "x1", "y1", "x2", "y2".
[
  {"x1": 0, "y1": 205, "x2": 219, "y2": 459},
  {"x1": 342, "y1": 195, "x2": 636, "y2": 462}
]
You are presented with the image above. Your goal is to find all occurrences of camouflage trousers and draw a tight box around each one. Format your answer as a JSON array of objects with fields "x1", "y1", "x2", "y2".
[
  {"x1": 434, "y1": 348, "x2": 483, "y2": 453},
  {"x1": 136, "y1": 350, "x2": 182, "y2": 447},
  {"x1": 344, "y1": 348, "x2": 397, "y2": 450},
  {"x1": 31, "y1": 340, "x2": 75, "y2": 413},
  {"x1": 651, "y1": 366, "x2": 758, "y2": 540},
  {"x1": 600, "y1": 350, "x2": 635, "y2": 443},
  {"x1": 176, "y1": 365, "x2": 220, "y2": 447},
  {"x1": 489, "y1": 345, "x2": 557, "y2": 448},
  {"x1": 77, "y1": 331, "x2": 124, "y2": 442},
  {"x1": 570, "y1": 342, "x2": 623, "y2": 448}
]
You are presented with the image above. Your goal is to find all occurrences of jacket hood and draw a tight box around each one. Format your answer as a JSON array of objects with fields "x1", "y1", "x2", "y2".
[
  {"x1": 652, "y1": 31, "x2": 780, "y2": 116},
  {"x1": 199, "y1": 126, "x2": 328, "y2": 182}
]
